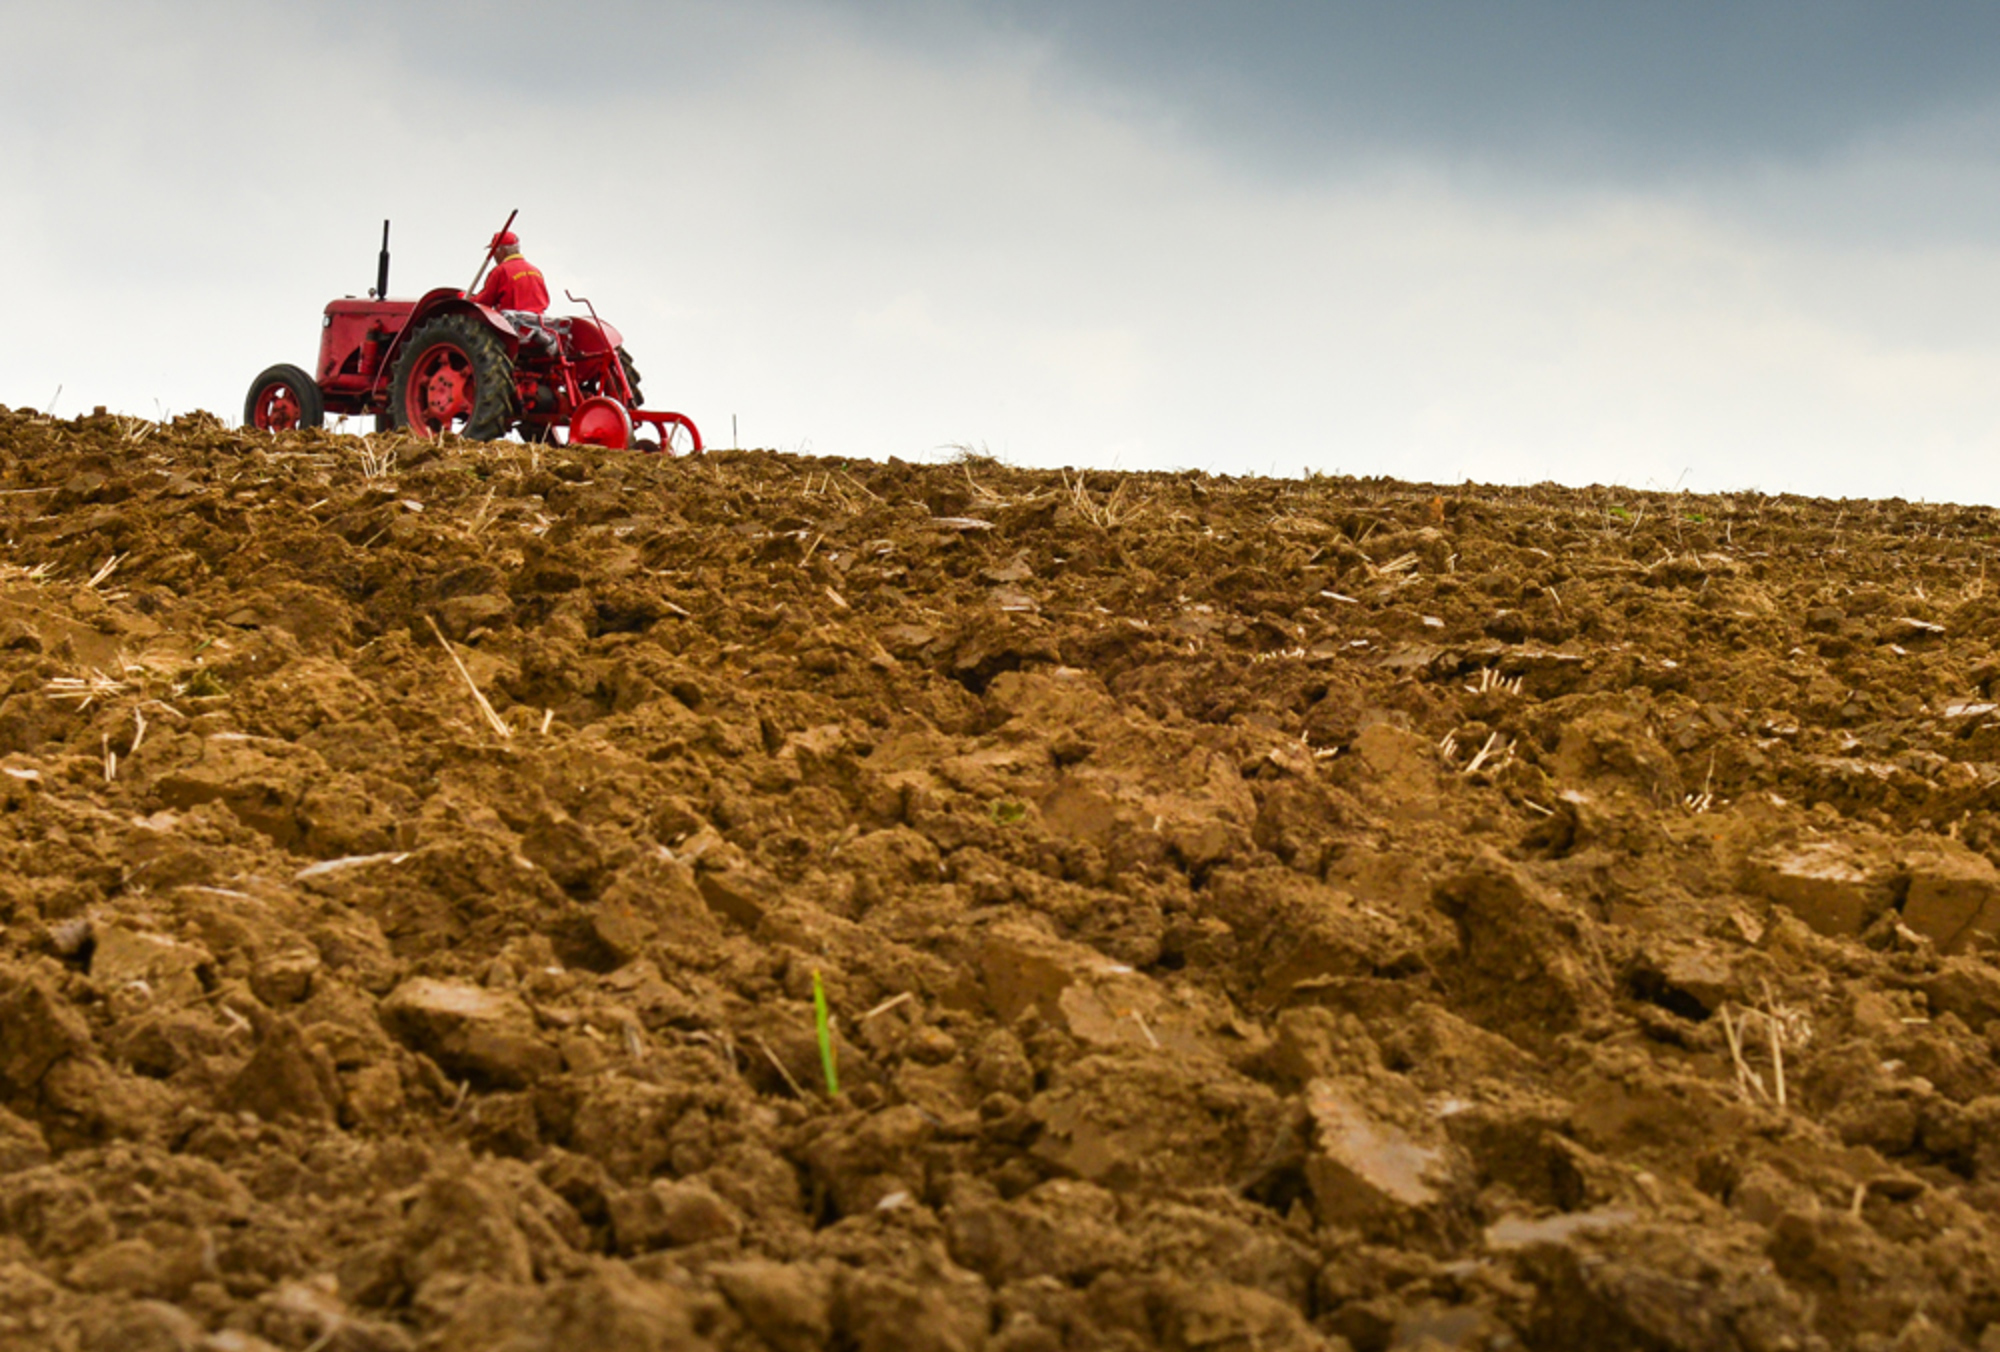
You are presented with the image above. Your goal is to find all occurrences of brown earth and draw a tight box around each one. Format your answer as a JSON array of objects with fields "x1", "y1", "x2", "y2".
[{"x1": 3, "y1": 406, "x2": 2000, "y2": 1350}]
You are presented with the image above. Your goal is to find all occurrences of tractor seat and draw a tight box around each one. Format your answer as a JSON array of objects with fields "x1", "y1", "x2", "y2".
[{"x1": 501, "y1": 311, "x2": 562, "y2": 355}]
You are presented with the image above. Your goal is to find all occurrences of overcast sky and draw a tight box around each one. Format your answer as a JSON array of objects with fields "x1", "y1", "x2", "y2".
[{"x1": 8, "y1": 1, "x2": 2000, "y2": 501}]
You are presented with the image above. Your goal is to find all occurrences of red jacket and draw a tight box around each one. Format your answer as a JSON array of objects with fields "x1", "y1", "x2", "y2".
[{"x1": 473, "y1": 255, "x2": 550, "y2": 313}]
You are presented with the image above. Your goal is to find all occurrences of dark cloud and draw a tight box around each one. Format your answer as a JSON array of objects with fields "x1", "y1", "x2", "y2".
[
  {"x1": 274, "y1": 1, "x2": 2000, "y2": 178},
  {"x1": 861, "y1": 1, "x2": 2000, "y2": 177}
]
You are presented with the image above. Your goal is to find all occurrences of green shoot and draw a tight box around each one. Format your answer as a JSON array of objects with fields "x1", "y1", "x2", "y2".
[
  {"x1": 991, "y1": 800, "x2": 1027, "y2": 826},
  {"x1": 180, "y1": 668, "x2": 227, "y2": 698},
  {"x1": 812, "y1": 969, "x2": 839, "y2": 1097}
]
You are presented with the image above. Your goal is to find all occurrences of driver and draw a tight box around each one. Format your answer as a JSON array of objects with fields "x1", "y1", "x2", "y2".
[{"x1": 471, "y1": 230, "x2": 550, "y2": 314}]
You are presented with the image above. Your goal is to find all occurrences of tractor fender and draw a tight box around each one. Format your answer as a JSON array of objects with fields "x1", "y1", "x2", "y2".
[
  {"x1": 373, "y1": 291, "x2": 521, "y2": 389},
  {"x1": 365, "y1": 290, "x2": 523, "y2": 411},
  {"x1": 410, "y1": 289, "x2": 521, "y2": 344},
  {"x1": 565, "y1": 317, "x2": 623, "y2": 357}
]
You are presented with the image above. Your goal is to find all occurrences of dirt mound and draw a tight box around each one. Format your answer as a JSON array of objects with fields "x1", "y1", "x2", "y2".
[{"x1": 3, "y1": 406, "x2": 2000, "y2": 1349}]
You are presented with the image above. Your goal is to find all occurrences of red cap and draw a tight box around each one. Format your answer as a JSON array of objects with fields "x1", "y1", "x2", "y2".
[{"x1": 490, "y1": 230, "x2": 518, "y2": 250}]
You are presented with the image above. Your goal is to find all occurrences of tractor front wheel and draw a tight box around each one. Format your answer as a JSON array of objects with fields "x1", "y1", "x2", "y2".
[
  {"x1": 244, "y1": 364, "x2": 324, "y2": 432},
  {"x1": 386, "y1": 314, "x2": 514, "y2": 440}
]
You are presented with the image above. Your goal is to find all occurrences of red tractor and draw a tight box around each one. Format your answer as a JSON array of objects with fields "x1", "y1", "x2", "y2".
[{"x1": 244, "y1": 217, "x2": 702, "y2": 454}]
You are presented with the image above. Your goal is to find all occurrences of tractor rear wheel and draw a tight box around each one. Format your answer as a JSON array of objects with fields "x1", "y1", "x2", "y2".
[
  {"x1": 244, "y1": 364, "x2": 324, "y2": 432},
  {"x1": 387, "y1": 314, "x2": 514, "y2": 440},
  {"x1": 617, "y1": 347, "x2": 644, "y2": 405}
]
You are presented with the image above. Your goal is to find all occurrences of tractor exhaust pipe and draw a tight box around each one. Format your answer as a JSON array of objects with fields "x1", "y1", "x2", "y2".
[{"x1": 375, "y1": 220, "x2": 391, "y2": 300}]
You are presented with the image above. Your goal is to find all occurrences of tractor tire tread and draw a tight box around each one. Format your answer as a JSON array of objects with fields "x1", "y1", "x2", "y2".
[
  {"x1": 244, "y1": 363, "x2": 325, "y2": 432},
  {"x1": 617, "y1": 347, "x2": 643, "y2": 406},
  {"x1": 386, "y1": 313, "x2": 515, "y2": 441}
]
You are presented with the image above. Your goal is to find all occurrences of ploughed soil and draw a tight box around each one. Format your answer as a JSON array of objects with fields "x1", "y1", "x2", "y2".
[{"x1": 8, "y1": 408, "x2": 2000, "y2": 1352}]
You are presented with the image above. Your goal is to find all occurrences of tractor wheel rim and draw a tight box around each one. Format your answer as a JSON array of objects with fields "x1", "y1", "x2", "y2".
[
  {"x1": 256, "y1": 385, "x2": 300, "y2": 431},
  {"x1": 408, "y1": 345, "x2": 473, "y2": 435},
  {"x1": 571, "y1": 398, "x2": 630, "y2": 448}
]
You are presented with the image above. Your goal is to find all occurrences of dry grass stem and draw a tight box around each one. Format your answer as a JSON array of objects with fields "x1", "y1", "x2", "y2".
[
  {"x1": 468, "y1": 487, "x2": 498, "y2": 536},
  {"x1": 294, "y1": 852, "x2": 411, "y2": 882},
  {"x1": 861, "y1": 992, "x2": 914, "y2": 1021},
  {"x1": 1462, "y1": 732, "x2": 1510, "y2": 776},
  {"x1": 1762, "y1": 980, "x2": 1788, "y2": 1108},
  {"x1": 960, "y1": 463, "x2": 1011, "y2": 507},
  {"x1": 688, "y1": 1028, "x2": 740, "y2": 1073},
  {"x1": 356, "y1": 438, "x2": 398, "y2": 480},
  {"x1": 1468, "y1": 668, "x2": 1524, "y2": 696},
  {"x1": 1061, "y1": 469, "x2": 1140, "y2": 528},
  {"x1": 1685, "y1": 753, "x2": 1719, "y2": 813},
  {"x1": 1720, "y1": 997, "x2": 1793, "y2": 1110},
  {"x1": 753, "y1": 1034, "x2": 806, "y2": 1098},
  {"x1": 46, "y1": 672, "x2": 130, "y2": 708},
  {"x1": 1719, "y1": 1004, "x2": 1769, "y2": 1103},
  {"x1": 423, "y1": 614, "x2": 511, "y2": 739}
]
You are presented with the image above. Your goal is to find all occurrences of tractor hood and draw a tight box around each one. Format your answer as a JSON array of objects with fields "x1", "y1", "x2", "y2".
[{"x1": 324, "y1": 297, "x2": 417, "y2": 324}]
